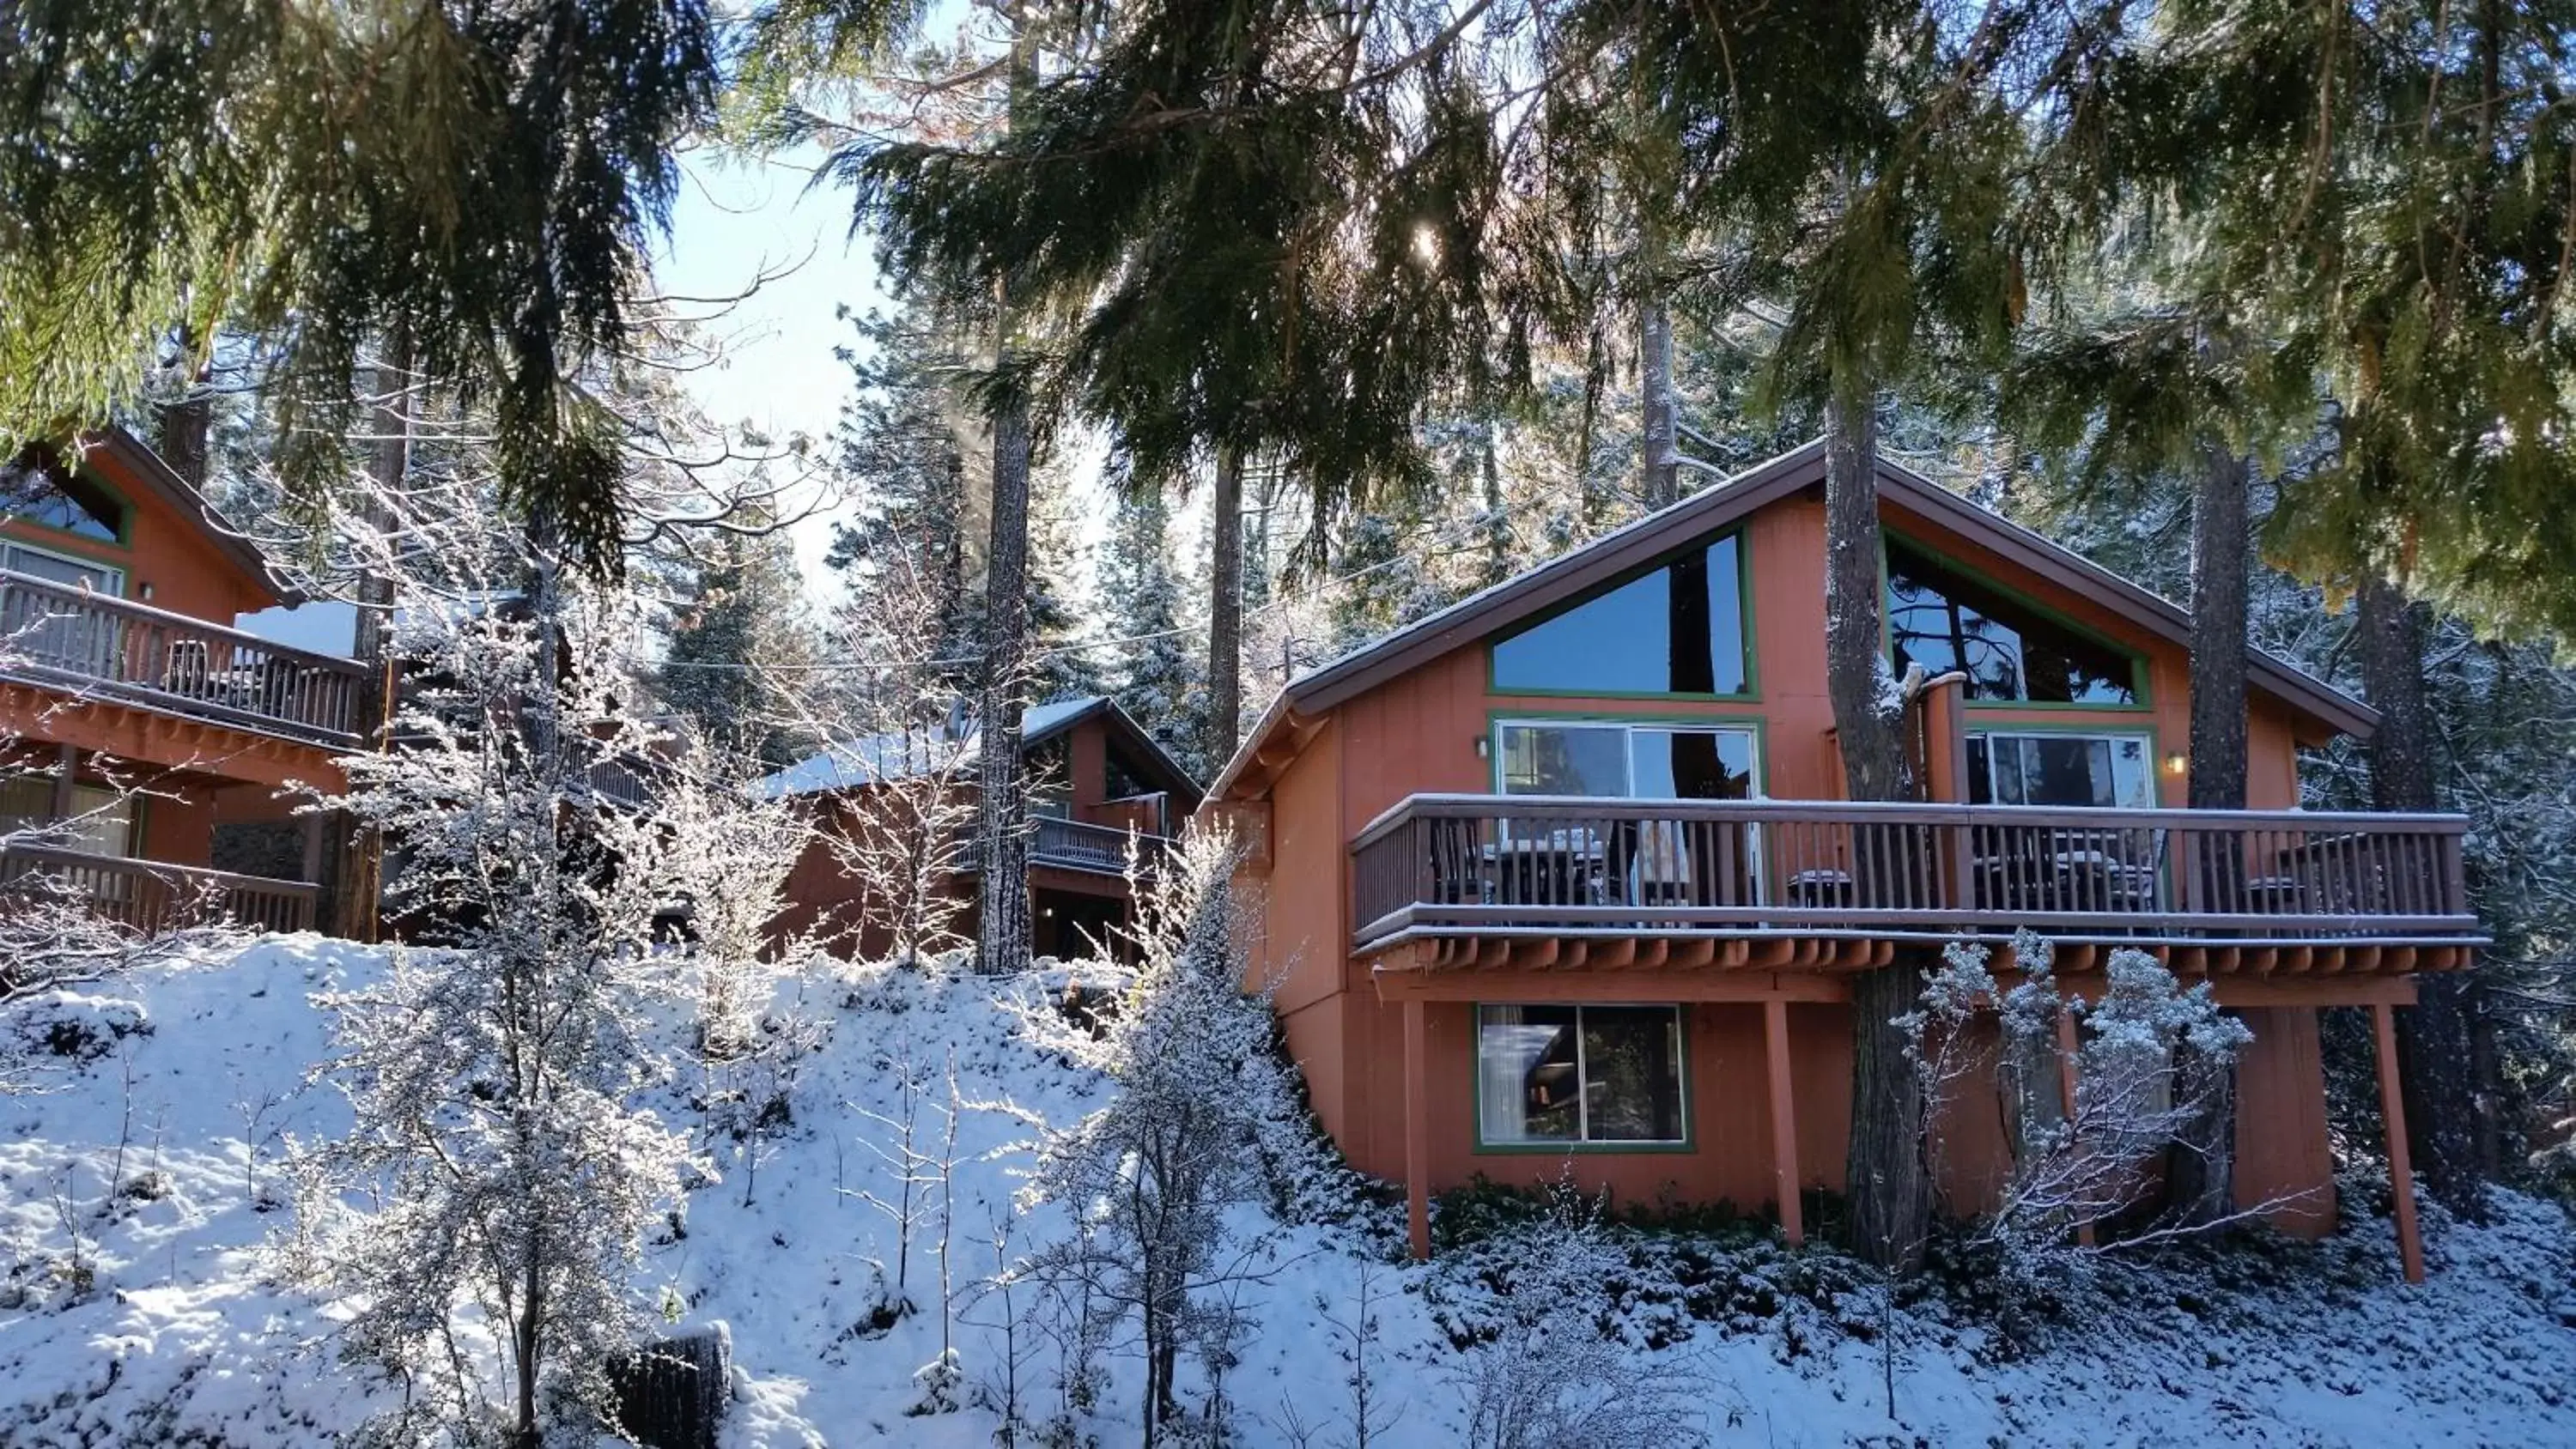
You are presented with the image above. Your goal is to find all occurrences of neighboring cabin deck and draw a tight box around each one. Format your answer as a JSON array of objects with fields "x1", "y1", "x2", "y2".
[
  {"x1": 960, "y1": 815, "x2": 1174, "y2": 877},
  {"x1": 0, "y1": 567, "x2": 371, "y2": 749},
  {"x1": 0, "y1": 843, "x2": 319, "y2": 933},
  {"x1": 1352, "y1": 794, "x2": 2483, "y2": 980}
]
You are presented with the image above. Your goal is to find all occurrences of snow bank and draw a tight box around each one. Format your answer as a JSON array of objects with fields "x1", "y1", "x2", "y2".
[{"x1": 2, "y1": 937, "x2": 2571, "y2": 1446}]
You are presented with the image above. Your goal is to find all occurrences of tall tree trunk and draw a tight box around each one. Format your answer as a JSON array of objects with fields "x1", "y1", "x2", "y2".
[
  {"x1": 1638, "y1": 291, "x2": 1678, "y2": 509},
  {"x1": 1826, "y1": 386, "x2": 1930, "y2": 1271},
  {"x1": 1480, "y1": 415, "x2": 1509, "y2": 586},
  {"x1": 2186, "y1": 448, "x2": 2251, "y2": 812},
  {"x1": 974, "y1": 9, "x2": 1038, "y2": 976},
  {"x1": 1206, "y1": 445, "x2": 1244, "y2": 767},
  {"x1": 155, "y1": 324, "x2": 212, "y2": 488},
  {"x1": 974, "y1": 395, "x2": 1035, "y2": 975},
  {"x1": 513, "y1": 1243, "x2": 544, "y2": 1447},
  {"x1": 2357, "y1": 573, "x2": 2485, "y2": 1219},
  {"x1": 2169, "y1": 443, "x2": 2251, "y2": 1224},
  {"x1": 330, "y1": 344, "x2": 410, "y2": 942}
]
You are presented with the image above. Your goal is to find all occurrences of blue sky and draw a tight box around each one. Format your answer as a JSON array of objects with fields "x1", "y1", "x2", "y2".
[{"x1": 655, "y1": 146, "x2": 891, "y2": 584}]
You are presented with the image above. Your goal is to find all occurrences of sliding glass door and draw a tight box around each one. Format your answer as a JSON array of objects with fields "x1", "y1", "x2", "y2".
[{"x1": 1492, "y1": 718, "x2": 1761, "y2": 907}]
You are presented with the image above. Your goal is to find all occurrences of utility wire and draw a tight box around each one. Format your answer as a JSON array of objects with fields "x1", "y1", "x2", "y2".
[{"x1": 655, "y1": 502, "x2": 1503, "y2": 674}]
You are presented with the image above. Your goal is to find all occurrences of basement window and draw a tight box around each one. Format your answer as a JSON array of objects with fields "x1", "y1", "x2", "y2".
[{"x1": 1476, "y1": 1003, "x2": 1686, "y2": 1147}]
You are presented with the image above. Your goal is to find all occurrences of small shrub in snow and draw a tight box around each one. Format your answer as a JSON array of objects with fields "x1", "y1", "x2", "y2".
[
  {"x1": 1014, "y1": 829, "x2": 1305, "y2": 1448},
  {"x1": 650, "y1": 734, "x2": 811, "y2": 1060},
  {"x1": 1443, "y1": 1184, "x2": 1710, "y2": 1449}
]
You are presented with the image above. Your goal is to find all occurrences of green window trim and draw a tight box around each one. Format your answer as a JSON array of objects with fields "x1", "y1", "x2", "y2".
[
  {"x1": 1471, "y1": 1002, "x2": 1698, "y2": 1154},
  {"x1": 1487, "y1": 527, "x2": 1762, "y2": 702},
  {"x1": 1963, "y1": 720, "x2": 2169, "y2": 807},
  {"x1": 1880, "y1": 531, "x2": 2152, "y2": 711}
]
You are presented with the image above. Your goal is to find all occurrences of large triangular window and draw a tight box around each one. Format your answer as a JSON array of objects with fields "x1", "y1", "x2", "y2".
[
  {"x1": 0, "y1": 446, "x2": 126, "y2": 544},
  {"x1": 1884, "y1": 537, "x2": 2142, "y2": 705},
  {"x1": 1491, "y1": 533, "x2": 1749, "y2": 697}
]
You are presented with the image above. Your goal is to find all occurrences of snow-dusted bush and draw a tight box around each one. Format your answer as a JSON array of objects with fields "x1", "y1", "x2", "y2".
[
  {"x1": 653, "y1": 734, "x2": 811, "y2": 1058},
  {"x1": 1909, "y1": 932, "x2": 2256, "y2": 1289},
  {"x1": 1444, "y1": 1184, "x2": 1710, "y2": 1449},
  {"x1": 287, "y1": 580, "x2": 699, "y2": 1445},
  {"x1": 1014, "y1": 828, "x2": 1311, "y2": 1448}
]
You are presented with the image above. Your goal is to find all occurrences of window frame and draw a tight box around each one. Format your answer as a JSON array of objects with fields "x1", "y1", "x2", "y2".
[
  {"x1": 1487, "y1": 529, "x2": 1760, "y2": 702},
  {"x1": 1473, "y1": 1002, "x2": 1693, "y2": 1152},
  {"x1": 1490, "y1": 714, "x2": 1767, "y2": 800},
  {"x1": 0, "y1": 450, "x2": 132, "y2": 551},
  {"x1": 1, "y1": 536, "x2": 126, "y2": 597},
  {"x1": 1880, "y1": 534, "x2": 2150, "y2": 712},
  {"x1": 1965, "y1": 726, "x2": 2160, "y2": 810}
]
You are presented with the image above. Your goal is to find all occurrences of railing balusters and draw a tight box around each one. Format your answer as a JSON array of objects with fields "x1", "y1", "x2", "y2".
[
  {"x1": 1342, "y1": 795, "x2": 2481, "y2": 952},
  {"x1": 0, "y1": 569, "x2": 368, "y2": 746}
]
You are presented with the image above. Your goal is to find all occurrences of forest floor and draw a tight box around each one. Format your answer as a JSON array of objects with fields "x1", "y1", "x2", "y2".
[{"x1": 2, "y1": 935, "x2": 2571, "y2": 1447}]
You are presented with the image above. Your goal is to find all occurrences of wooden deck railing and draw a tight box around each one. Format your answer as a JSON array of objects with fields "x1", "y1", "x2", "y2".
[
  {"x1": 958, "y1": 815, "x2": 1170, "y2": 876},
  {"x1": 0, "y1": 844, "x2": 319, "y2": 933},
  {"x1": 1351, "y1": 794, "x2": 2482, "y2": 952},
  {"x1": 0, "y1": 569, "x2": 368, "y2": 747}
]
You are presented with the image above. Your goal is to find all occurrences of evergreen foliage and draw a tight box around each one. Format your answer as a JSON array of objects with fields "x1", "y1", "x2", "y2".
[
  {"x1": 658, "y1": 524, "x2": 818, "y2": 771},
  {"x1": 823, "y1": 299, "x2": 1100, "y2": 705},
  {"x1": 0, "y1": 0, "x2": 721, "y2": 574},
  {"x1": 1095, "y1": 479, "x2": 1210, "y2": 775}
]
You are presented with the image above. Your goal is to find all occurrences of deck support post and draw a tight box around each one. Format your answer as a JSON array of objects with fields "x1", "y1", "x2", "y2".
[
  {"x1": 2056, "y1": 1007, "x2": 2096, "y2": 1248},
  {"x1": 1763, "y1": 997, "x2": 1803, "y2": 1246},
  {"x1": 49, "y1": 743, "x2": 77, "y2": 822},
  {"x1": 300, "y1": 809, "x2": 329, "y2": 886},
  {"x1": 2372, "y1": 1003, "x2": 2428, "y2": 1284},
  {"x1": 1403, "y1": 997, "x2": 1431, "y2": 1261}
]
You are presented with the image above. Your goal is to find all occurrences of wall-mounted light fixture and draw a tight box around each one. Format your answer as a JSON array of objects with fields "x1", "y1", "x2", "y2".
[
  {"x1": 1474, "y1": 735, "x2": 1491, "y2": 761},
  {"x1": 2163, "y1": 751, "x2": 2189, "y2": 777},
  {"x1": 137, "y1": 582, "x2": 154, "y2": 602}
]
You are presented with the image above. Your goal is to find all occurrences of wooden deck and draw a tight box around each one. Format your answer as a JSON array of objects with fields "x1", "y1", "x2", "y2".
[
  {"x1": 0, "y1": 568, "x2": 369, "y2": 749},
  {"x1": 1352, "y1": 794, "x2": 2483, "y2": 974},
  {"x1": 0, "y1": 844, "x2": 319, "y2": 933},
  {"x1": 960, "y1": 815, "x2": 1170, "y2": 877}
]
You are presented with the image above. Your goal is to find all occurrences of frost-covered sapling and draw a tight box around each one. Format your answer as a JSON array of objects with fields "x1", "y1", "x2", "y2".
[
  {"x1": 852, "y1": 1038, "x2": 933, "y2": 1328},
  {"x1": 653, "y1": 733, "x2": 811, "y2": 1058},
  {"x1": 1445, "y1": 1184, "x2": 1707, "y2": 1449},
  {"x1": 776, "y1": 556, "x2": 982, "y2": 965},
  {"x1": 1907, "y1": 932, "x2": 2259, "y2": 1298},
  {"x1": 1016, "y1": 828, "x2": 1305, "y2": 1448},
  {"x1": 957, "y1": 1202, "x2": 1044, "y2": 1443},
  {"x1": 289, "y1": 579, "x2": 699, "y2": 1446}
]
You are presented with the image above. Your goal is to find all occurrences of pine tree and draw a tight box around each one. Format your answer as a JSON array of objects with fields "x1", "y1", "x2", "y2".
[
  {"x1": 825, "y1": 300, "x2": 982, "y2": 692},
  {"x1": 1097, "y1": 483, "x2": 1208, "y2": 774},
  {"x1": 0, "y1": 1, "x2": 722, "y2": 573},
  {"x1": 659, "y1": 525, "x2": 816, "y2": 771},
  {"x1": 824, "y1": 297, "x2": 1100, "y2": 707}
]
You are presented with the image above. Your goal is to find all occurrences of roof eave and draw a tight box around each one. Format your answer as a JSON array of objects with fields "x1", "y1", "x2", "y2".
[{"x1": 82, "y1": 427, "x2": 304, "y2": 605}]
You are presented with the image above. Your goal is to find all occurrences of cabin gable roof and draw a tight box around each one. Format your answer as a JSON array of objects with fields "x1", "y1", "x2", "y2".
[
  {"x1": 63, "y1": 427, "x2": 297, "y2": 607},
  {"x1": 758, "y1": 694, "x2": 1204, "y2": 808},
  {"x1": 1212, "y1": 440, "x2": 2374, "y2": 800}
]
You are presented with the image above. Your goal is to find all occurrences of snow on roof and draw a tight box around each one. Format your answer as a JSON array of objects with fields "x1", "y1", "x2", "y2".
[{"x1": 751, "y1": 696, "x2": 1107, "y2": 800}]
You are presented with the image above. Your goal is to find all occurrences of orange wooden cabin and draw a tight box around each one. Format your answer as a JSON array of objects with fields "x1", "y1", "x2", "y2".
[
  {"x1": 766, "y1": 695, "x2": 1203, "y2": 960},
  {"x1": 1210, "y1": 441, "x2": 2479, "y2": 1277},
  {"x1": 0, "y1": 428, "x2": 369, "y2": 932}
]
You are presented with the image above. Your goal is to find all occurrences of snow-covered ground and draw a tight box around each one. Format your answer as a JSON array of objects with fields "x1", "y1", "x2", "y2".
[{"x1": 3, "y1": 936, "x2": 2573, "y2": 1446}]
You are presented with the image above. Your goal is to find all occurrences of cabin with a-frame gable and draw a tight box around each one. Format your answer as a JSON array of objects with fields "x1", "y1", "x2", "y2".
[{"x1": 1207, "y1": 440, "x2": 2478, "y2": 1276}]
